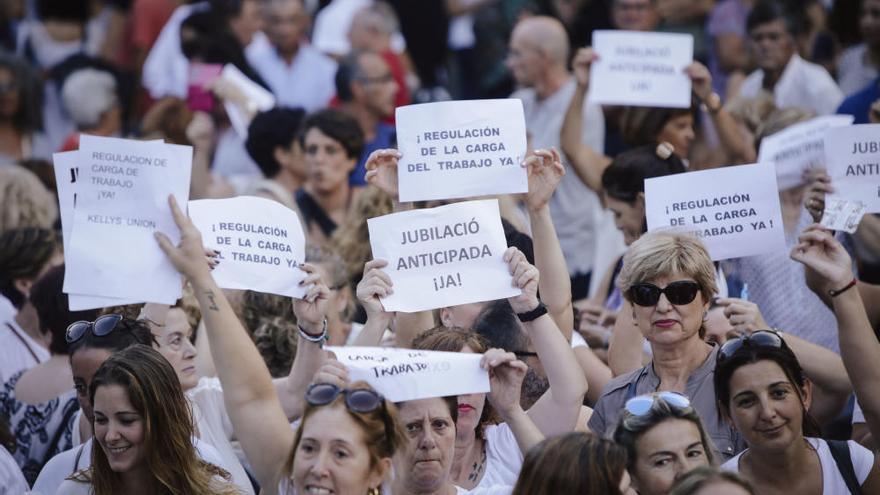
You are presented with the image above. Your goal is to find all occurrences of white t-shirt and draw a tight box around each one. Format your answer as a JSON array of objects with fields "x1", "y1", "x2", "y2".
[
  {"x1": 188, "y1": 377, "x2": 257, "y2": 494},
  {"x1": 457, "y1": 486, "x2": 512, "y2": 495},
  {"x1": 0, "y1": 446, "x2": 27, "y2": 495},
  {"x1": 739, "y1": 54, "x2": 843, "y2": 116},
  {"x1": 0, "y1": 319, "x2": 50, "y2": 384},
  {"x1": 721, "y1": 438, "x2": 874, "y2": 492},
  {"x1": 246, "y1": 42, "x2": 337, "y2": 112},
  {"x1": 41, "y1": 436, "x2": 228, "y2": 495},
  {"x1": 477, "y1": 423, "x2": 524, "y2": 488}
]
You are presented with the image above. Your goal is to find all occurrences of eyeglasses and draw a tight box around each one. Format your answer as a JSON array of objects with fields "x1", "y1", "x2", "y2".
[
  {"x1": 718, "y1": 330, "x2": 784, "y2": 362},
  {"x1": 624, "y1": 391, "x2": 691, "y2": 416},
  {"x1": 628, "y1": 280, "x2": 701, "y2": 307},
  {"x1": 356, "y1": 73, "x2": 395, "y2": 85},
  {"x1": 305, "y1": 383, "x2": 385, "y2": 413},
  {"x1": 66, "y1": 314, "x2": 124, "y2": 344}
]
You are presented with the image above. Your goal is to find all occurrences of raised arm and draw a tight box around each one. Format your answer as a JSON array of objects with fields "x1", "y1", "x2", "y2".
[
  {"x1": 522, "y1": 148, "x2": 573, "y2": 338},
  {"x1": 482, "y1": 348, "x2": 544, "y2": 452},
  {"x1": 352, "y1": 259, "x2": 395, "y2": 346},
  {"x1": 790, "y1": 225, "x2": 880, "y2": 442},
  {"x1": 155, "y1": 196, "x2": 308, "y2": 492},
  {"x1": 560, "y1": 48, "x2": 611, "y2": 192},
  {"x1": 505, "y1": 248, "x2": 588, "y2": 435}
]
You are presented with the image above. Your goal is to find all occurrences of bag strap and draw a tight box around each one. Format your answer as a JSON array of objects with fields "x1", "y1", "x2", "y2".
[{"x1": 828, "y1": 439, "x2": 862, "y2": 494}]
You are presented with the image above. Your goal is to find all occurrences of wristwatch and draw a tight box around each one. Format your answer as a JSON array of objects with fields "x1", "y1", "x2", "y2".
[{"x1": 517, "y1": 302, "x2": 548, "y2": 323}]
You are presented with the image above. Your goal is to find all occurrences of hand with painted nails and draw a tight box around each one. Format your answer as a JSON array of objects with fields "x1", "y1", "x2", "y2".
[
  {"x1": 293, "y1": 263, "x2": 330, "y2": 334},
  {"x1": 482, "y1": 348, "x2": 527, "y2": 418},
  {"x1": 505, "y1": 247, "x2": 540, "y2": 314},
  {"x1": 364, "y1": 148, "x2": 402, "y2": 199},
  {"x1": 155, "y1": 195, "x2": 214, "y2": 284},
  {"x1": 357, "y1": 259, "x2": 393, "y2": 320},
  {"x1": 522, "y1": 148, "x2": 565, "y2": 212}
]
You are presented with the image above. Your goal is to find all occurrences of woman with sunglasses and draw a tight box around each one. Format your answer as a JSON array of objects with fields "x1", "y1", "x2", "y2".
[
  {"x1": 714, "y1": 330, "x2": 880, "y2": 493},
  {"x1": 613, "y1": 392, "x2": 715, "y2": 495},
  {"x1": 588, "y1": 231, "x2": 745, "y2": 460},
  {"x1": 156, "y1": 195, "x2": 404, "y2": 495},
  {"x1": 57, "y1": 345, "x2": 241, "y2": 495}
]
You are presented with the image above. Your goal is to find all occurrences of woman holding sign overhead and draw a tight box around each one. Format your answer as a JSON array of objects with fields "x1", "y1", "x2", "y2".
[{"x1": 156, "y1": 196, "x2": 404, "y2": 495}]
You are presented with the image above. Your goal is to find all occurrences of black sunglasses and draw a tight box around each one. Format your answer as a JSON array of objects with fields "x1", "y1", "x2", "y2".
[
  {"x1": 718, "y1": 330, "x2": 784, "y2": 362},
  {"x1": 65, "y1": 314, "x2": 124, "y2": 344},
  {"x1": 628, "y1": 280, "x2": 701, "y2": 307},
  {"x1": 305, "y1": 383, "x2": 385, "y2": 414}
]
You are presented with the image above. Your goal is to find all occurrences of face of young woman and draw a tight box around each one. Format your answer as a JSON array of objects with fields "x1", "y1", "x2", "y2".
[
  {"x1": 303, "y1": 127, "x2": 357, "y2": 195},
  {"x1": 152, "y1": 308, "x2": 199, "y2": 391},
  {"x1": 396, "y1": 398, "x2": 457, "y2": 493},
  {"x1": 292, "y1": 405, "x2": 386, "y2": 495},
  {"x1": 726, "y1": 360, "x2": 809, "y2": 452},
  {"x1": 631, "y1": 418, "x2": 710, "y2": 495},
  {"x1": 71, "y1": 347, "x2": 114, "y2": 423},
  {"x1": 657, "y1": 114, "x2": 695, "y2": 159},
  {"x1": 605, "y1": 194, "x2": 646, "y2": 246},
  {"x1": 93, "y1": 384, "x2": 146, "y2": 474},
  {"x1": 630, "y1": 271, "x2": 708, "y2": 347}
]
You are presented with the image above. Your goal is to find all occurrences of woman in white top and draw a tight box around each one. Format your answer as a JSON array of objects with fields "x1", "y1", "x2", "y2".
[
  {"x1": 714, "y1": 329, "x2": 880, "y2": 493},
  {"x1": 57, "y1": 345, "x2": 239, "y2": 495}
]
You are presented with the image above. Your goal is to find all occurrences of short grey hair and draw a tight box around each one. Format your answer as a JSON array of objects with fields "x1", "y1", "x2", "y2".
[{"x1": 61, "y1": 68, "x2": 118, "y2": 130}]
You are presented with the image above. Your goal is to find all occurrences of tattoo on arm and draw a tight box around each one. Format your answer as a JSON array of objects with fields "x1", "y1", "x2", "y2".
[{"x1": 205, "y1": 290, "x2": 219, "y2": 311}]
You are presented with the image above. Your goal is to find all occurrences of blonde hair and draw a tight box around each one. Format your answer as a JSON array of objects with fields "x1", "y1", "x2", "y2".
[
  {"x1": 617, "y1": 230, "x2": 717, "y2": 303},
  {"x1": 328, "y1": 187, "x2": 394, "y2": 289},
  {"x1": 0, "y1": 166, "x2": 57, "y2": 232}
]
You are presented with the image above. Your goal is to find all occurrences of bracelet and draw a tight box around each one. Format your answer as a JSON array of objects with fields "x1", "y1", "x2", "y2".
[
  {"x1": 298, "y1": 319, "x2": 328, "y2": 343},
  {"x1": 829, "y1": 278, "x2": 857, "y2": 298},
  {"x1": 517, "y1": 301, "x2": 548, "y2": 323}
]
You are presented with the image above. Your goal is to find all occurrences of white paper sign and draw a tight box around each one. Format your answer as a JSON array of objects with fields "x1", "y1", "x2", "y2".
[
  {"x1": 821, "y1": 198, "x2": 867, "y2": 233},
  {"x1": 825, "y1": 124, "x2": 880, "y2": 213},
  {"x1": 62, "y1": 135, "x2": 191, "y2": 304},
  {"x1": 326, "y1": 346, "x2": 490, "y2": 402},
  {"x1": 188, "y1": 196, "x2": 307, "y2": 298},
  {"x1": 757, "y1": 115, "x2": 853, "y2": 190},
  {"x1": 221, "y1": 64, "x2": 275, "y2": 138},
  {"x1": 588, "y1": 30, "x2": 694, "y2": 108},
  {"x1": 395, "y1": 99, "x2": 528, "y2": 202},
  {"x1": 367, "y1": 199, "x2": 520, "y2": 312},
  {"x1": 53, "y1": 151, "x2": 144, "y2": 310},
  {"x1": 645, "y1": 163, "x2": 786, "y2": 260}
]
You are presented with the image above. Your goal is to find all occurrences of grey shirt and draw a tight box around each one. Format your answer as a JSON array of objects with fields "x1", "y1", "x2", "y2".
[{"x1": 588, "y1": 345, "x2": 746, "y2": 461}]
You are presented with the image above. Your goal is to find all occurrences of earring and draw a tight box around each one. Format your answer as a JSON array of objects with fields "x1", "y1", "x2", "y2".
[
  {"x1": 368, "y1": 488, "x2": 380, "y2": 495},
  {"x1": 702, "y1": 310, "x2": 708, "y2": 321},
  {"x1": 631, "y1": 311, "x2": 638, "y2": 326}
]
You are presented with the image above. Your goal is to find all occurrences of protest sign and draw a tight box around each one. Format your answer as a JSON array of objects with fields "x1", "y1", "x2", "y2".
[
  {"x1": 326, "y1": 346, "x2": 490, "y2": 402},
  {"x1": 645, "y1": 163, "x2": 785, "y2": 260},
  {"x1": 825, "y1": 124, "x2": 880, "y2": 212},
  {"x1": 588, "y1": 30, "x2": 694, "y2": 108},
  {"x1": 62, "y1": 135, "x2": 191, "y2": 304},
  {"x1": 395, "y1": 99, "x2": 527, "y2": 202},
  {"x1": 367, "y1": 199, "x2": 520, "y2": 312},
  {"x1": 757, "y1": 115, "x2": 853, "y2": 190},
  {"x1": 221, "y1": 64, "x2": 275, "y2": 138},
  {"x1": 188, "y1": 196, "x2": 307, "y2": 298},
  {"x1": 53, "y1": 151, "x2": 143, "y2": 310},
  {"x1": 821, "y1": 198, "x2": 867, "y2": 234}
]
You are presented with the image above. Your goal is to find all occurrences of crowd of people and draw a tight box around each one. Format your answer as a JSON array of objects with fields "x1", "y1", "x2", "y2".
[{"x1": 1, "y1": 0, "x2": 880, "y2": 493}]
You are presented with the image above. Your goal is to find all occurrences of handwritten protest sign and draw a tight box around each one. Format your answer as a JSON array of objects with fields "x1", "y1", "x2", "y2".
[
  {"x1": 825, "y1": 124, "x2": 880, "y2": 212},
  {"x1": 821, "y1": 198, "x2": 867, "y2": 233},
  {"x1": 588, "y1": 30, "x2": 693, "y2": 108},
  {"x1": 395, "y1": 99, "x2": 527, "y2": 202},
  {"x1": 645, "y1": 163, "x2": 785, "y2": 260},
  {"x1": 757, "y1": 115, "x2": 853, "y2": 190},
  {"x1": 327, "y1": 346, "x2": 490, "y2": 402},
  {"x1": 367, "y1": 199, "x2": 520, "y2": 312},
  {"x1": 188, "y1": 196, "x2": 307, "y2": 298},
  {"x1": 62, "y1": 135, "x2": 191, "y2": 305},
  {"x1": 53, "y1": 151, "x2": 143, "y2": 310}
]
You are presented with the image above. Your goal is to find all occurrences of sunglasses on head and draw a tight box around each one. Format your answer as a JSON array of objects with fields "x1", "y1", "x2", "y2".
[
  {"x1": 718, "y1": 330, "x2": 784, "y2": 362},
  {"x1": 305, "y1": 383, "x2": 385, "y2": 414},
  {"x1": 65, "y1": 314, "x2": 124, "y2": 344},
  {"x1": 628, "y1": 280, "x2": 701, "y2": 307},
  {"x1": 625, "y1": 391, "x2": 692, "y2": 417}
]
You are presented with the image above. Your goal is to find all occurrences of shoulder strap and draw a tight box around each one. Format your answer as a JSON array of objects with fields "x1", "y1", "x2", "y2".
[
  {"x1": 72, "y1": 443, "x2": 86, "y2": 472},
  {"x1": 294, "y1": 189, "x2": 337, "y2": 237},
  {"x1": 43, "y1": 404, "x2": 78, "y2": 466},
  {"x1": 828, "y1": 439, "x2": 862, "y2": 494}
]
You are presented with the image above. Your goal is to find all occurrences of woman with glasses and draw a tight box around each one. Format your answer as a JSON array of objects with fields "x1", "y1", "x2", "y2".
[
  {"x1": 613, "y1": 392, "x2": 715, "y2": 495},
  {"x1": 57, "y1": 345, "x2": 241, "y2": 495},
  {"x1": 156, "y1": 196, "x2": 403, "y2": 495},
  {"x1": 588, "y1": 231, "x2": 745, "y2": 460},
  {"x1": 714, "y1": 330, "x2": 880, "y2": 493}
]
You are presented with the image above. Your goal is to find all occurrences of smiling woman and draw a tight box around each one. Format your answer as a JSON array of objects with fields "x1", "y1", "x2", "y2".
[{"x1": 56, "y1": 345, "x2": 240, "y2": 495}]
